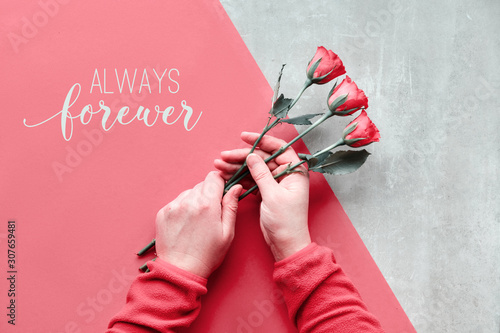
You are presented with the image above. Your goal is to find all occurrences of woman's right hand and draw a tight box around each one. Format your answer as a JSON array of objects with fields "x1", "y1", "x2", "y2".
[{"x1": 215, "y1": 132, "x2": 311, "y2": 261}]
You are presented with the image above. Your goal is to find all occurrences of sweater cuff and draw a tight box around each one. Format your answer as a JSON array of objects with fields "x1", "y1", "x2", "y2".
[
  {"x1": 273, "y1": 242, "x2": 339, "y2": 322},
  {"x1": 274, "y1": 242, "x2": 321, "y2": 268},
  {"x1": 147, "y1": 258, "x2": 208, "y2": 286}
]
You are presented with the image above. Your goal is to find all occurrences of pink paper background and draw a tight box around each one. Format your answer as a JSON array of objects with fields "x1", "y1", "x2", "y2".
[{"x1": 0, "y1": 1, "x2": 414, "y2": 332}]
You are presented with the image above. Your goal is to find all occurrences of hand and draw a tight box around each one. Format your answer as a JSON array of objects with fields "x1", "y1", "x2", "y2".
[
  {"x1": 155, "y1": 172, "x2": 242, "y2": 279},
  {"x1": 215, "y1": 132, "x2": 311, "y2": 261}
]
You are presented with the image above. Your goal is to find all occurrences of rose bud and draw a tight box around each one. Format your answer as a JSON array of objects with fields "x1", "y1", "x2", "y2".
[
  {"x1": 342, "y1": 110, "x2": 380, "y2": 147},
  {"x1": 306, "y1": 46, "x2": 346, "y2": 85},
  {"x1": 327, "y1": 76, "x2": 369, "y2": 116}
]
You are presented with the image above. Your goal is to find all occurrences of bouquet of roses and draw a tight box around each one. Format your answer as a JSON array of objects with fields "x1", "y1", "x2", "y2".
[{"x1": 137, "y1": 46, "x2": 380, "y2": 271}]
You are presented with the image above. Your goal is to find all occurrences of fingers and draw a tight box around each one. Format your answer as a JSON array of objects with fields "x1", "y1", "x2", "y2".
[
  {"x1": 221, "y1": 184, "x2": 242, "y2": 241},
  {"x1": 220, "y1": 148, "x2": 272, "y2": 164},
  {"x1": 215, "y1": 132, "x2": 305, "y2": 194},
  {"x1": 271, "y1": 164, "x2": 291, "y2": 182},
  {"x1": 241, "y1": 132, "x2": 285, "y2": 151},
  {"x1": 174, "y1": 189, "x2": 192, "y2": 202},
  {"x1": 241, "y1": 132, "x2": 301, "y2": 165},
  {"x1": 217, "y1": 172, "x2": 256, "y2": 190},
  {"x1": 214, "y1": 157, "x2": 279, "y2": 178},
  {"x1": 216, "y1": 132, "x2": 301, "y2": 177},
  {"x1": 225, "y1": 177, "x2": 257, "y2": 191},
  {"x1": 202, "y1": 171, "x2": 225, "y2": 199},
  {"x1": 246, "y1": 153, "x2": 278, "y2": 200},
  {"x1": 214, "y1": 158, "x2": 242, "y2": 177}
]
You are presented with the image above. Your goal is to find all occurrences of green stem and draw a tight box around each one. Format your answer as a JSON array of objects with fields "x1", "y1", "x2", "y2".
[
  {"x1": 140, "y1": 257, "x2": 157, "y2": 272},
  {"x1": 238, "y1": 160, "x2": 307, "y2": 200},
  {"x1": 238, "y1": 138, "x2": 344, "y2": 200},
  {"x1": 224, "y1": 117, "x2": 279, "y2": 189},
  {"x1": 289, "y1": 79, "x2": 312, "y2": 109},
  {"x1": 312, "y1": 138, "x2": 345, "y2": 157},
  {"x1": 225, "y1": 79, "x2": 312, "y2": 191},
  {"x1": 137, "y1": 239, "x2": 156, "y2": 256},
  {"x1": 225, "y1": 112, "x2": 331, "y2": 191}
]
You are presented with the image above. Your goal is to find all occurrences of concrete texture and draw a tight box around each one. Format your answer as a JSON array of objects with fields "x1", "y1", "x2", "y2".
[{"x1": 220, "y1": 1, "x2": 500, "y2": 332}]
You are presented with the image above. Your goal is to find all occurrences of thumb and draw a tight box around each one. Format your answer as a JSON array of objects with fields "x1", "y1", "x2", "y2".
[
  {"x1": 221, "y1": 184, "x2": 241, "y2": 241},
  {"x1": 246, "y1": 153, "x2": 277, "y2": 199}
]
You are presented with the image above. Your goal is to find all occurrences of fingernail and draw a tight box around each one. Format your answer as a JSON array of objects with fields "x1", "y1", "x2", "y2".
[
  {"x1": 246, "y1": 154, "x2": 258, "y2": 168},
  {"x1": 234, "y1": 184, "x2": 243, "y2": 196}
]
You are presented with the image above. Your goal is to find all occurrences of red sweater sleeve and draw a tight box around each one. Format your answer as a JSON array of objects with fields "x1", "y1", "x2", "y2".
[
  {"x1": 106, "y1": 258, "x2": 207, "y2": 333},
  {"x1": 273, "y1": 243, "x2": 384, "y2": 333}
]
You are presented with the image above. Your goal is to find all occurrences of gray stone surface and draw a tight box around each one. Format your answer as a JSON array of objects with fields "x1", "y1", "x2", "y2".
[{"x1": 220, "y1": 0, "x2": 500, "y2": 332}]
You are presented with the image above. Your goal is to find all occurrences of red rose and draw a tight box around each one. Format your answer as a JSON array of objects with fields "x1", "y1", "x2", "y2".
[
  {"x1": 343, "y1": 110, "x2": 380, "y2": 147},
  {"x1": 327, "y1": 76, "x2": 369, "y2": 116},
  {"x1": 306, "y1": 46, "x2": 346, "y2": 84}
]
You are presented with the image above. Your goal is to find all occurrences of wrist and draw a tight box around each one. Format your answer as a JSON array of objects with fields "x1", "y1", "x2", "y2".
[
  {"x1": 153, "y1": 258, "x2": 208, "y2": 284},
  {"x1": 158, "y1": 252, "x2": 212, "y2": 279},
  {"x1": 270, "y1": 234, "x2": 312, "y2": 262}
]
